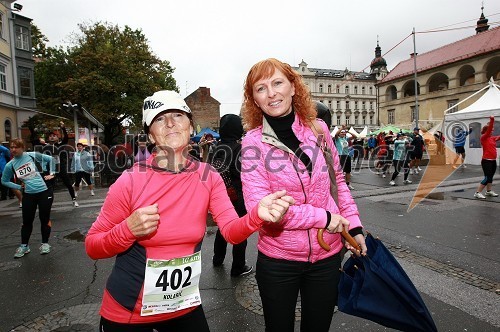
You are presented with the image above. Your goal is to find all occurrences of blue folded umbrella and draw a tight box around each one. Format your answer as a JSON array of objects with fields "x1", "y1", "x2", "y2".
[{"x1": 338, "y1": 233, "x2": 437, "y2": 332}]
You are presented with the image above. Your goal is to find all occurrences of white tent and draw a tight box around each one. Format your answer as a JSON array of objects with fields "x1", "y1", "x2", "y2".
[
  {"x1": 358, "y1": 126, "x2": 369, "y2": 138},
  {"x1": 443, "y1": 78, "x2": 500, "y2": 165}
]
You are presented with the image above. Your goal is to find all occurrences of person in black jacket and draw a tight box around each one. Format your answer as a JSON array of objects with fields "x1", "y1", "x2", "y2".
[
  {"x1": 43, "y1": 122, "x2": 78, "y2": 207},
  {"x1": 211, "y1": 114, "x2": 252, "y2": 277}
]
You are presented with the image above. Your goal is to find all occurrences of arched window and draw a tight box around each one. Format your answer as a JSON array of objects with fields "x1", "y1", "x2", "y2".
[
  {"x1": 319, "y1": 84, "x2": 323, "y2": 93},
  {"x1": 4, "y1": 119, "x2": 11, "y2": 141},
  {"x1": 354, "y1": 86, "x2": 358, "y2": 94},
  {"x1": 361, "y1": 86, "x2": 365, "y2": 95},
  {"x1": 328, "y1": 84, "x2": 332, "y2": 93},
  {"x1": 369, "y1": 86, "x2": 373, "y2": 95},
  {"x1": 345, "y1": 86, "x2": 349, "y2": 94}
]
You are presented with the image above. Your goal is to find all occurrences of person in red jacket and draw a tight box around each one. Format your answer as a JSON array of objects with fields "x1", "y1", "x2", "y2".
[
  {"x1": 474, "y1": 116, "x2": 500, "y2": 199},
  {"x1": 85, "y1": 90, "x2": 294, "y2": 331}
]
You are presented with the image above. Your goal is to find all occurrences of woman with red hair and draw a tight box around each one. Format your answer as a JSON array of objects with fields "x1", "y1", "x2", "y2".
[{"x1": 241, "y1": 58, "x2": 366, "y2": 331}]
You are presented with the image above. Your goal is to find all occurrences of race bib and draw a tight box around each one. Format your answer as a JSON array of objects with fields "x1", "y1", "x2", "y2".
[
  {"x1": 15, "y1": 162, "x2": 37, "y2": 180},
  {"x1": 141, "y1": 252, "x2": 202, "y2": 316}
]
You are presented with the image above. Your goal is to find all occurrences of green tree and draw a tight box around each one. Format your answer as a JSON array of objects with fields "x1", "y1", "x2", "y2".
[
  {"x1": 31, "y1": 23, "x2": 49, "y2": 58},
  {"x1": 35, "y1": 22, "x2": 177, "y2": 145}
]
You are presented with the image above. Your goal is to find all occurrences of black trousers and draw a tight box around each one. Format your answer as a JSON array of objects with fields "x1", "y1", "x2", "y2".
[
  {"x1": 213, "y1": 229, "x2": 247, "y2": 273},
  {"x1": 74, "y1": 171, "x2": 92, "y2": 186},
  {"x1": 99, "y1": 305, "x2": 209, "y2": 331},
  {"x1": 56, "y1": 170, "x2": 75, "y2": 199},
  {"x1": 256, "y1": 251, "x2": 342, "y2": 332},
  {"x1": 480, "y1": 159, "x2": 497, "y2": 185},
  {"x1": 391, "y1": 159, "x2": 410, "y2": 181},
  {"x1": 21, "y1": 187, "x2": 53, "y2": 244}
]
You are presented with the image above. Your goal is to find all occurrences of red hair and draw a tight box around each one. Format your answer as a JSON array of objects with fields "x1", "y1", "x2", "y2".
[{"x1": 242, "y1": 58, "x2": 316, "y2": 130}]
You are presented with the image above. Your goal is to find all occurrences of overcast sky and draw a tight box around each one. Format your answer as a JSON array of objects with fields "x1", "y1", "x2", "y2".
[{"x1": 20, "y1": 0, "x2": 500, "y2": 116}]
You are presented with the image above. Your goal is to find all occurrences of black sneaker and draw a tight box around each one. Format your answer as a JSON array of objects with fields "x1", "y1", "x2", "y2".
[{"x1": 231, "y1": 265, "x2": 253, "y2": 277}]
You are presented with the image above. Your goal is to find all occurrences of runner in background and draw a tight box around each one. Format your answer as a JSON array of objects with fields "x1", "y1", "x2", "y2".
[{"x1": 1, "y1": 138, "x2": 56, "y2": 258}]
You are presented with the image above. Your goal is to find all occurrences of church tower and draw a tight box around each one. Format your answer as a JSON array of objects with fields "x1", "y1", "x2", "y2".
[{"x1": 370, "y1": 37, "x2": 388, "y2": 80}]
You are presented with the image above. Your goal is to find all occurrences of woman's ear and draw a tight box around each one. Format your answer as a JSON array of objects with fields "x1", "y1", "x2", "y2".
[{"x1": 148, "y1": 134, "x2": 155, "y2": 144}]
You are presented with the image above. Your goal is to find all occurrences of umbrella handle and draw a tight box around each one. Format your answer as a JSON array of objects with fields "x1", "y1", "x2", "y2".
[{"x1": 317, "y1": 229, "x2": 362, "y2": 252}]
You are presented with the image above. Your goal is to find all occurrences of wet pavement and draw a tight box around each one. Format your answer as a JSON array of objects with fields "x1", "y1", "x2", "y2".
[{"x1": 0, "y1": 163, "x2": 498, "y2": 331}]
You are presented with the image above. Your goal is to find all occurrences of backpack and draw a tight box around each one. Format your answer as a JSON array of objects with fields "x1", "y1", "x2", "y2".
[{"x1": 210, "y1": 145, "x2": 238, "y2": 202}]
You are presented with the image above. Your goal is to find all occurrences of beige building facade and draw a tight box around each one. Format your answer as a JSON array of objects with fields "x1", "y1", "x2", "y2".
[
  {"x1": 378, "y1": 16, "x2": 500, "y2": 130},
  {"x1": 0, "y1": 0, "x2": 36, "y2": 142}
]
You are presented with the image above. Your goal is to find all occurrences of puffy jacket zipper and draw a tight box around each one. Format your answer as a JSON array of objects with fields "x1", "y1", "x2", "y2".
[{"x1": 291, "y1": 158, "x2": 312, "y2": 263}]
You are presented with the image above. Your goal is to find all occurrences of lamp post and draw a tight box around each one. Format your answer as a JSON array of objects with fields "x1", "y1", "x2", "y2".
[{"x1": 412, "y1": 27, "x2": 419, "y2": 129}]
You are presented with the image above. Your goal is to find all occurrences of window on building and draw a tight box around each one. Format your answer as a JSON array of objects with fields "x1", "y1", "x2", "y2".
[
  {"x1": 336, "y1": 85, "x2": 340, "y2": 94},
  {"x1": 345, "y1": 101, "x2": 350, "y2": 110},
  {"x1": 328, "y1": 100, "x2": 332, "y2": 109},
  {"x1": 388, "y1": 109, "x2": 395, "y2": 124},
  {"x1": 19, "y1": 67, "x2": 32, "y2": 96},
  {"x1": 302, "y1": 67, "x2": 305, "y2": 72},
  {"x1": 346, "y1": 118, "x2": 350, "y2": 125},
  {"x1": 336, "y1": 101, "x2": 340, "y2": 109},
  {"x1": 337, "y1": 117, "x2": 341, "y2": 126},
  {"x1": 15, "y1": 26, "x2": 30, "y2": 51},
  {"x1": 362, "y1": 101, "x2": 366, "y2": 110},
  {"x1": 328, "y1": 84, "x2": 332, "y2": 93},
  {"x1": 362, "y1": 116, "x2": 366, "y2": 125},
  {"x1": 319, "y1": 84, "x2": 323, "y2": 93},
  {"x1": 369, "y1": 102, "x2": 373, "y2": 110},
  {"x1": 4, "y1": 119, "x2": 11, "y2": 141},
  {"x1": 369, "y1": 115, "x2": 373, "y2": 125},
  {"x1": 447, "y1": 99, "x2": 459, "y2": 113},
  {"x1": 354, "y1": 116, "x2": 358, "y2": 125},
  {"x1": 345, "y1": 86, "x2": 349, "y2": 94},
  {"x1": 354, "y1": 86, "x2": 358, "y2": 94},
  {"x1": 0, "y1": 13, "x2": 4, "y2": 39},
  {"x1": 354, "y1": 101, "x2": 358, "y2": 110},
  {"x1": 361, "y1": 86, "x2": 365, "y2": 95},
  {"x1": 369, "y1": 86, "x2": 373, "y2": 95},
  {"x1": 0, "y1": 64, "x2": 6, "y2": 91}
]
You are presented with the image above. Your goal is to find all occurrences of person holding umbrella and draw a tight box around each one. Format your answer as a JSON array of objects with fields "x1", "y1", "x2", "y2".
[{"x1": 241, "y1": 58, "x2": 366, "y2": 332}]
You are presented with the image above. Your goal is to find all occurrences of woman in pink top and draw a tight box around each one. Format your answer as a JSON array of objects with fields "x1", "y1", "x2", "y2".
[
  {"x1": 85, "y1": 90, "x2": 294, "y2": 331},
  {"x1": 241, "y1": 58, "x2": 367, "y2": 332}
]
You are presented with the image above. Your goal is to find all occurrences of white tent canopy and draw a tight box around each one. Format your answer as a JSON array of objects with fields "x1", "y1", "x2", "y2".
[
  {"x1": 443, "y1": 78, "x2": 500, "y2": 165},
  {"x1": 358, "y1": 126, "x2": 369, "y2": 138}
]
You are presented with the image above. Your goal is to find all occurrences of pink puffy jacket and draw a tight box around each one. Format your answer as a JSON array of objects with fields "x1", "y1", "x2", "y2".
[{"x1": 241, "y1": 113, "x2": 362, "y2": 263}]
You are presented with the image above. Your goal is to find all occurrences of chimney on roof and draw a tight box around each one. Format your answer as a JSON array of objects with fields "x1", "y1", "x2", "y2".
[
  {"x1": 200, "y1": 87, "x2": 210, "y2": 97},
  {"x1": 410, "y1": 53, "x2": 418, "y2": 58},
  {"x1": 476, "y1": 5, "x2": 489, "y2": 34}
]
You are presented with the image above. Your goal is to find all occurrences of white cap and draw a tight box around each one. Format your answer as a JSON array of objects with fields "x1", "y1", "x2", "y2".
[{"x1": 142, "y1": 90, "x2": 191, "y2": 126}]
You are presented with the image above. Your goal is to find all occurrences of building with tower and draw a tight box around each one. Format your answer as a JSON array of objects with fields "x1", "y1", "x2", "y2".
[
  {"x1": 377, "y1": 6, "x2": 499, "y2": 129},
  {"x1": 294, "y1": 41, "x2": 387, "y2": 130}
]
